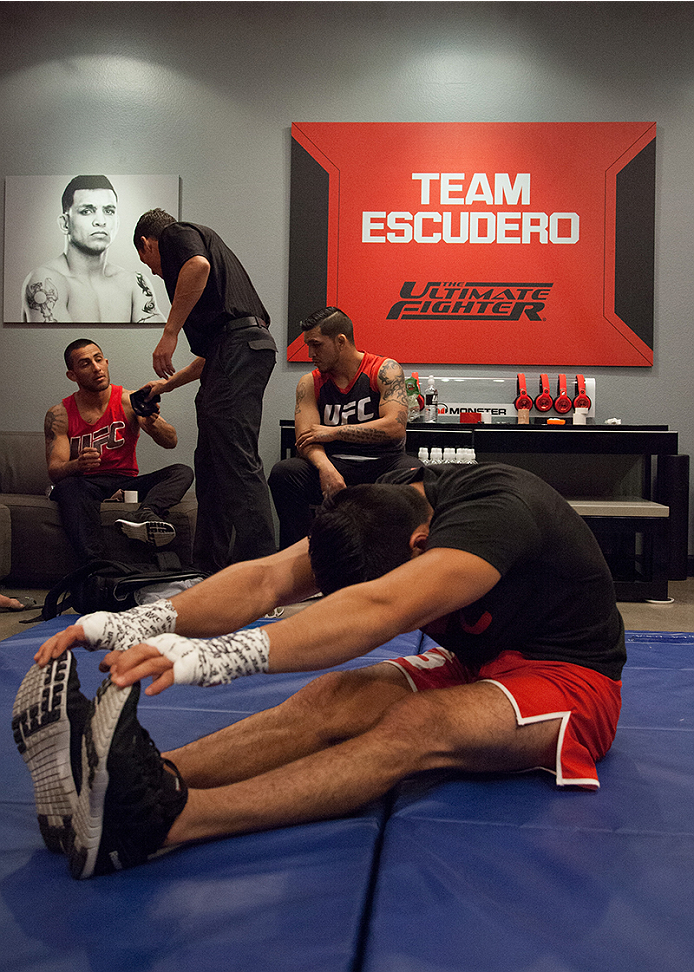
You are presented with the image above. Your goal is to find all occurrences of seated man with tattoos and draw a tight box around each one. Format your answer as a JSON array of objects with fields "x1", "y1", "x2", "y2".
[
  {"x1": 22, "y1": 175, "x2": 165, "y2": 325},
  {"x1": 269, "y1": 307, "x2": 421, "y2": 548},
  {"x1": 45, "y1": 339, "x2": 194, "y2": 563}
]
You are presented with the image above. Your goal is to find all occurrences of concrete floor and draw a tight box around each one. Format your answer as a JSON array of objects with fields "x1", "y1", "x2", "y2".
[{"x1": 1, "y1": 578, "x2": 693, "y2": 645}]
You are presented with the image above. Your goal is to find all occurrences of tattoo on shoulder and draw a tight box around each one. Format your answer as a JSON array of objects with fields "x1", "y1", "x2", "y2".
[
  {"x1": 26, "y1": 278, "x2": 59, "y2": 322},
  {"x1": 44, "y1": 411, "x2": 56, "y2": 440},
  {"x1": 378, "y1": 359, "x2": 407, "y2": 405},
  {"x1": 44, "y1": 408, "x2": 65, "y2": 448},
  {"x1": 295, "y1": 379, "x2": 310, "y2": 414}
]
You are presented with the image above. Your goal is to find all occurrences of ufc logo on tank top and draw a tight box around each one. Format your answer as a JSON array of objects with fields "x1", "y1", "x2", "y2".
[
  {"x1": 323, "y1": 397, "x2": 375, "y2": 425},
  {"x1": 69, "y1": 421, "x2": 126, "y2": 459}
]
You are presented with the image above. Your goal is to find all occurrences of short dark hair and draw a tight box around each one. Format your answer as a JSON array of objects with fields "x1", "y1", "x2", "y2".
[
  {"x1": 62, "y1": 176, "x2": 117, "y2": 213},
  {"x1": 133, "y1": 209, "x2": 176, "y2": 249},
  {"x1": 300, "y1": 307, "x2": 355, "y2": 344},
  {"x1": 308, "y1": 483, "x2": 430, "y2": 595},
  {"x1": 64, "y1": 338, "x2": 102, "y2": 370}
]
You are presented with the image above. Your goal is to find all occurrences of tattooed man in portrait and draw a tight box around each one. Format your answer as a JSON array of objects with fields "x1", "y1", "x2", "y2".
[{"x1": 22, "y1": 176, "x2": 165, "y2": 325}]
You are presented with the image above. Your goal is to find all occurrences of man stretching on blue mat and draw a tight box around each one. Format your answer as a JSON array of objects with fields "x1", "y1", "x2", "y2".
[{"x1": 14, "y1": 463, "x2": 626, "y2": 879}]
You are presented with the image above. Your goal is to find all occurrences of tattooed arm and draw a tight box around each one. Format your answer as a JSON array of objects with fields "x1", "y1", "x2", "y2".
[
  {"x1": 44, "y1": 403, "x2": 101, "y2": 482},
  {"x1": 22, "y1": 268, "x2": 68, "y2": 323},
  {"x1": 296, "y1": 359, "x2": 408, "y2": 450},
  {"x1": 131, "y1": 271, "x2": 166, "y2": 324},
  {"x1": 294, "y1": 373, "x2": 346, "y2": 496},
  {"x1": 363, "y1": 357, "x2": 408, "y2": 440}
]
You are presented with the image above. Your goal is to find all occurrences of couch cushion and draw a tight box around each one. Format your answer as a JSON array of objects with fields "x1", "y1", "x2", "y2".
[
  {"x1": 0, "y1": 503, "x2": 10, "y2": 581},
  {"x1": 1, "y1": 431, "x2": 197, "y2": 585},
  {"x1": 1, "y1": 493, "x2": 197, "y2": 586},
  {"x1": 0, "y1": 431, "x2": 51, "y2": 495}
]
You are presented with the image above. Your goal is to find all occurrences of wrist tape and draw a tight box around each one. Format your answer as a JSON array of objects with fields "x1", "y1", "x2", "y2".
[
  {"x1": 145, "y1": 627, "x2": 270, "y2": 686},
  {"x1": 80, "y1": 599, "x2": 178, "y2": 652}
]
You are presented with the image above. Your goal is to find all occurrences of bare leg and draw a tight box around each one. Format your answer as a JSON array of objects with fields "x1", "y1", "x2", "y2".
[
  {"x1": 165, "y1": 680, "x2": 561, "y2": 846},
  {"x1": 164, "y1": 663, "x2": 412, "y2": 788}
]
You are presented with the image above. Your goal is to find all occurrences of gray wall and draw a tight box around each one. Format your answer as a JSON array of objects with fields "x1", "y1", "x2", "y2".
[{"x1": 1, "y1": 2, "x2": 692, "y2": 553}]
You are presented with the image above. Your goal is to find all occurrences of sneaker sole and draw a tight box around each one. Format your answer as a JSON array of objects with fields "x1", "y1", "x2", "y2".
[
  {"x1": 116, "y1": 518, "x2": 176, "y2": 548},
  {"x1": 69, "y1": 677, "x2": 135, "y2": 880},
  {"x1": 12, "y1": 652, "x2": 78, "y2": 854},
  {"x1": 262, "y1": 607, "x2": 285, "y2": 620}
]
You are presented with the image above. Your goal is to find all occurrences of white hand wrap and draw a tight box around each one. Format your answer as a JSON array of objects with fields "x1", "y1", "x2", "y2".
[
  {"x1": 144, "y1": 627, "x2": 270, "y2": 687},
  {"x1": 80, "y1": 599, "x2": 178, "y2": 652}
]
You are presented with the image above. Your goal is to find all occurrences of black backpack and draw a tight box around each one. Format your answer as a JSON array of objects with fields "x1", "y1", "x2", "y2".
[{"x1": 41, "y1": 558, "x2": 207, "y2": 620}]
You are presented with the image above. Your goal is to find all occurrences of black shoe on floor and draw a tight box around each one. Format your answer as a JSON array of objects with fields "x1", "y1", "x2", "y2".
[
  {"x1": 116, "y1": 509, "x2": 176, "y2": 548},
  {"x1": 69, "y1": 676, "x2": 188, "y2": 879},
  {"x1": 12, "y1": 651, "x2": 91, "y2": 854}
]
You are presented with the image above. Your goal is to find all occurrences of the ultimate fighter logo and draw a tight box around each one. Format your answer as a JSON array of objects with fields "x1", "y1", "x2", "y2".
[{"x1": 386, "y1": 280, "x2": 553, "y2": 322}]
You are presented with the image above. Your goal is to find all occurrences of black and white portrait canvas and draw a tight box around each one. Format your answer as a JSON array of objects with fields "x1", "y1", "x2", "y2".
[{"x1": 3, "y1": 174, "x2": 179, "y2": 325}]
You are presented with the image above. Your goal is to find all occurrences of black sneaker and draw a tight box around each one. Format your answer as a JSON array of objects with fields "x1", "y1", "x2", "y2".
[
  {"x1": 12, "y1": 651, "x2": 90, "y2": 854},
  {"x1": 69, "y1": 676, "x2": 187, "y2": 879},
  {"x1": 115, "y1": 509, "x2": 176, "y2": 547}
]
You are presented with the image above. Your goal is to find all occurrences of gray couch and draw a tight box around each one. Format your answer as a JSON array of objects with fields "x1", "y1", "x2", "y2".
[{"x1": 0, "y1": 431, "x2": 197, "y2": 587}]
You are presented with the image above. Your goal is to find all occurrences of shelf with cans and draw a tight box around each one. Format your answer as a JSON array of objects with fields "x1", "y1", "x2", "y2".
[{"x1": 407, "y1": 372, "x2": 597, "y2": 422}]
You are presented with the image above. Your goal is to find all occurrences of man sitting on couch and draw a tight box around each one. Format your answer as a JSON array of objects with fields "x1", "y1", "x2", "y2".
[{"x1": 45, "y1": 339, "x2": 194, "y2": 563}]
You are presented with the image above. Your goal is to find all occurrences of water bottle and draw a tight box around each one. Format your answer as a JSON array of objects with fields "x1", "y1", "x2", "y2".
[
  {"x1": 417, "y1": 447, "x2": 429, "y2": 465},
  {"x1": 424, "y1": 376, "x2": 438, "y2": 423},
  {"x1": 406, "y1": 375, "x2": 423, "y2": 422},
  {"x1": 456, "y1": 447, "x2": 477, "y2": 465}
]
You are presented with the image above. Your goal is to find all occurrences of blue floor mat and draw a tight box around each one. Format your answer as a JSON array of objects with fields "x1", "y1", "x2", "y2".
[
  {"x1": 363, "y1": 631, "x2": 694, "y2": 972},
  {"x1": 2, "y1": 622, "x2": 692, "y2": 972},
  {"x1": 0, "y1": 617, "x2": 425, "y2": 972}
]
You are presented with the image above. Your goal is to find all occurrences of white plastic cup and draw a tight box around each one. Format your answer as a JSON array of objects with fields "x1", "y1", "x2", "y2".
[
  {"x1": 124, "y1": 490, "x2": 138, "y2": 504},
  {"x1": 573, "y1": 409, "x2": 588, "y2": 426}
]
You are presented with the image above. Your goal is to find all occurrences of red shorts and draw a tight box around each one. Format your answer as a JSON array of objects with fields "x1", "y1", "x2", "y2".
[{"x1": 383, "y1": 648, "x2": 622, "y2": 789}]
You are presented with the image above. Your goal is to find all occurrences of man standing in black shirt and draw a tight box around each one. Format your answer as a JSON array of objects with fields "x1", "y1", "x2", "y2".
[{"x1": 133, "y1": 210, "x2": 277, "y2": 572}]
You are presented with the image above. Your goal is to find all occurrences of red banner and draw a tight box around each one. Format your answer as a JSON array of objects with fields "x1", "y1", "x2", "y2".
[{"x1": 288, "y1": 122, "x2": 655, "y2": 366}]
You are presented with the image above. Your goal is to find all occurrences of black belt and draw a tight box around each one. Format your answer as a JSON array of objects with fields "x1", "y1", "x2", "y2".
[{"x1": 222, "y1": 315, "x2": 269, "y2": 332}]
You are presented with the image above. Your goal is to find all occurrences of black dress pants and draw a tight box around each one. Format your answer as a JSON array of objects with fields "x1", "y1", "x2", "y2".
[
  {"x1": 193, "y1": 322, "x2": 277, "y2": 572},
  {"x1": 269, "y1": 451, "x2": 421, "y2": 550}
]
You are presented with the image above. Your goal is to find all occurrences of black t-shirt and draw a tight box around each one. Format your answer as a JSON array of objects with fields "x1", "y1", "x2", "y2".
[
  {"x1": 158, "y1": 222, "x2": 270, "y2": 356},
  {"x1": 379, "y1": 463, "x2": 626, "y2": 680}
]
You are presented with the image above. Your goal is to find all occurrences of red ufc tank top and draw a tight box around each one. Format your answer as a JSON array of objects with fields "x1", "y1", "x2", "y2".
[{"x1": 62, "y1": 385, "x2": 138, "y2": 476}]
